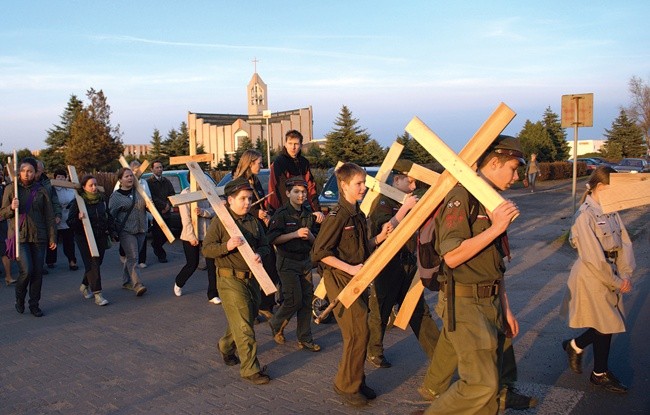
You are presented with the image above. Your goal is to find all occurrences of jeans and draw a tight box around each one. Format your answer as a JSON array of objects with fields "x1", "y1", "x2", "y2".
[
  {"x1": 120, "y1": 232, "x2": 145, "y2": 286},
  {"x1": 15, "y1": 242, "x2": 46, "y2": 308}
]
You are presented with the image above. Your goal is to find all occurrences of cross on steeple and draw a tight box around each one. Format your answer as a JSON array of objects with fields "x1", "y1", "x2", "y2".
[{"x1": 252, "y1": 57, "x2": 259, "y2": 73}]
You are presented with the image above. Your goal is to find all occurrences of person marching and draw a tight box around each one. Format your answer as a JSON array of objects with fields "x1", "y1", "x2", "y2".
[
  {"x1": 0, "y1": 158, "x2": 56, "y2": 317},
  {"x1": 366, "y1": 159, "x2": 439, "y2": 369},
  {"x1": 67, "y1": 174, "x2": 110, "y2": 306},
  {"x1": 0, "y1": 164, "x2": 17, "y2": 286},
  {"x1": 421, "y1": 135, "x2": 524, "y2": 414},
  {"x1": 202, "y1": 177, "x2": 271, "y2": 385},
  {"x1": 267, "y1": 177, "x2": 320, "y2": 352},
  {"x1": 46, "y1": 169, "x2": 78, "y2": 270},
  {"x1": 560, "y1": 166, "x2": 634, "y2": 393},
  {"x1": 173, "y1": 171, "x2": 220, "y2": 304},
  {"x1": 311, "y1": 163, "x2": 391, "y2": 407},
  {"x1": 146, "y1": 160, "x2": 175, "y2": 263},
  {"x1": 524, "y1": 153, "x2": 539, "y2": 193}
]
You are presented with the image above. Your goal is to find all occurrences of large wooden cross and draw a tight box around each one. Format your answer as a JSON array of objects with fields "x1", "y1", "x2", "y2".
[
  {"x1": 599, "y1": 173, "x2": 650, "y2": 213},
  {"x1": 168, "y1": 160, "x2": 277, "y2": 295},
  {"x1": 118, "y1": 156, "x2": 175, "y2": 243},
  {"x1": 331, "y1": 103, "x2": 516, "y2": 314}
]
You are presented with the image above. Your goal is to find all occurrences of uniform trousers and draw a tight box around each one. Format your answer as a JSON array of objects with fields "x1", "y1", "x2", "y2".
[
  {"x1": 269, "y1": 256, "x2": 314, "y2": 343},
  {"x1": 217, "y1": 274, "x2": 262, "y2": 377},
  {"x1": 323, "y1": 268, "x2": 369, "y2": 394},
  {"x1": 367, "y1": 258, "x2": 439, "y2": 359},
  {"x1": 424, "y1": 293, "x2": 503, "y2": 415}
]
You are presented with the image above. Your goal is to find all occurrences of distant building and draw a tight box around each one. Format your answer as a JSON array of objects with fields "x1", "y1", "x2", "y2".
[
  {"x1": 123, "y1": 144, "x2": 152, "y2": 158},
  {"x1": 567, "y1": 139, "x2": 606, "y2": 158},
  {"x1": 188, "y1": 70, "x2": 313, "y2": 167}
]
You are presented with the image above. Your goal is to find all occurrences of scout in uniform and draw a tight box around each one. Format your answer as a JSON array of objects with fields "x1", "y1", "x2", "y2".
[
  {"x1": 202, "y1": 177, "x2": 271, "y2": 385},
  {"x1": 422, "y1": 136, "x2": 526, "y2": 415},
  {"x1": 311, "y1": 163, "x2": 391, "y2": 407},
  {"x1": 366, "y1": 160, "x2": 439, "y2": 368},
  {"x1": 267, "y1": 177, "x2": 320, "y2": 351}
]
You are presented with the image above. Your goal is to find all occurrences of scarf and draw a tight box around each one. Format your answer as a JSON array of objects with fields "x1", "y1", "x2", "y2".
[{"x1": 82, "y1": 191, "x2": 102, "y2": 204}]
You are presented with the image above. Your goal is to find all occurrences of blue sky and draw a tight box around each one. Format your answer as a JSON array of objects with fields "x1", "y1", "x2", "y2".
[{"x1": 1, "y1": 1, "x2": 649, "y2": 154}]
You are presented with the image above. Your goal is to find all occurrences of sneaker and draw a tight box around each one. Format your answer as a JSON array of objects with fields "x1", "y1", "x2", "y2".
[
  {"x1": 221, "y1": 352, "x2": 240, "y2": 366},
  {"x1": 122, "y1": 282, "x2": 134, "y2": 291},
  {"x1": 5, "y1": 278, "x2": 17, "y2": 286},
  {"x1": 367, "y1": 355, "x2": 392, "y2": 368},
  {"x1": 562, "y1": 339, "x2": 583, "y2": 374},
  {"x1": 134, "y1": 283, "x2": 147, "y2": 296},
  {"x1": 79, "y1": 284, "x2": 93, "y2": 299},
  {"x1": 269, "y1": 321, "x2": 285, "y2": 345},
  {"x1": 258, "y1": 309, "x2": 274, "y2": 321},
  {"x1": 243, "y1": 371, "x2": 270, "y2": 385},
  {"x1": 590, "y1": 371, "x2": 628, "y2": 393},
  {"x1": 417, "y1": 386, "x2": 440, "y2": 401},
  {"x1": 298, "y1": 341, "x2": 322, "y2": 352},
  {"x1": 208, "y1": 297, "x2": 222, "y2": 305},
  {"x1": 500, "y1": 386, "x2": 538, "y2": 410},
  {"x1": 333, "y1": 384, "x2": 368, "y2": 407},
  {"x1": 138, "y1": 263, "x2": 147, "y2": 268},
  {"x1": 94, "y1": 293, "x2": 109, "y2": 306},
  {"x1": 120, "y1": 255, "x2": 126, "y2": 264},
  {"x1": 173, "y1": 284, "x2": 182, "y2": 297}
]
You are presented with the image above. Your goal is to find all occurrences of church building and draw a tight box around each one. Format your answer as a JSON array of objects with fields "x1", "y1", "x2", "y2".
[{"x1": 188, "y1": 69, "x2": 313, "y2": 167}]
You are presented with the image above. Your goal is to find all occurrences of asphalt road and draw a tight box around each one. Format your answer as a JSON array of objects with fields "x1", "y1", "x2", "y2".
[{"x1": 0, "y1": 178, "x2": 648, "y2": 414}]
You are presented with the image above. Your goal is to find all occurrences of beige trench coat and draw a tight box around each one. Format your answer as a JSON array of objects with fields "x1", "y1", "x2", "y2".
[{"x1": 560, "y1": 195, "x2": 635, "y2": 334}]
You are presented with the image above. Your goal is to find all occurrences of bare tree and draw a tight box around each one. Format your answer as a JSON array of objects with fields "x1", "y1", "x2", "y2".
[{"x1": 627, "y1": 76, "x2": 650, "y2": 155}]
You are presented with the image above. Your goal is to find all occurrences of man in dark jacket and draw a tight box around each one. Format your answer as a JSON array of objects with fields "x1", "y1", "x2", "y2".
[{"x1": 146, "y1": 160, "x2": 176, "y2": 263}]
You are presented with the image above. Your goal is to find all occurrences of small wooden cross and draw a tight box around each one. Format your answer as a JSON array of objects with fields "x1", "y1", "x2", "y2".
[{"x1": 118, "y1": 156, "x2": 175, "y2": 243}]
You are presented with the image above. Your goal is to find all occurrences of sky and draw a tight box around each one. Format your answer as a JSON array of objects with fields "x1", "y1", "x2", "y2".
[{"x1": 1, "y1": 1, "x2": 649, "y2": 154}]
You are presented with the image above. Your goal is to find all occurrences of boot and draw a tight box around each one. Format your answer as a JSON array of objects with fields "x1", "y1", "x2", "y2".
[{"x1": 94, "y1": 292, "x2": 109, "y2": 306}]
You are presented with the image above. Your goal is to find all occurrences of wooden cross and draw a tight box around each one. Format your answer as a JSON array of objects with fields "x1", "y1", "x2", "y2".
[
  {"x1": 66, "y1": 166, "x2": 100, "y2": 257},
  {"x1": 7, "y1": 151, "x2": 19, "y2": 258},
  {"x1": 118, "y1": 156, "x2": 175, "y2": 243},
  {"x1": 169, "y1": 160, "x2": 276, "y2": 295},
  {"x1": 132, "y1": 160, "x2": 150, "y2": 179},
  {"x1": 332, "y1": 103, "x2": 516, "y2": 314},
  {"x1": 599, "y1": 173, "x2": 650, "y2": 213}
]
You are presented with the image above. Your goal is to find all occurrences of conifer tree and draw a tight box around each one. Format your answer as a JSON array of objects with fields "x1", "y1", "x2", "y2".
[
  {"x1": 41, "y1": 95, "x2": 83, "y2": 172},
  {"x1": 324, "y1": 105, "x2": 376, "y2": 165},
  {"x1": 517, "y1": 120, "x2": 556, "y2": 162},
  {"x1": 601, "y1": 109, "x2": 645, "y2": 158},
  {"x1": 148, "y1": 128, "x2": 164, "y2": 162},
  {"x1": 542, "y1": 107, "x2": 570, "y2": 161}
]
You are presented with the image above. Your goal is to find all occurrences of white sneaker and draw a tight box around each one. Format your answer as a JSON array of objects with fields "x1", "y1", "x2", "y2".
[
  {"x1": 138, "y1": 263, "x2": 147, "y2": 268},
  {"x1": 79, "y1": 284, "x2": 93, "y2": 299},
  {"x1": 174, "y1": 284, "x2": 182, "y2": 297},
  {"x1": 94, "y1": 293, "x2": 109, "y2": 306},
  {"x1": 120, "y1": 256, "x2": 126, "y2": 264},
  {"x1": 209, "y1": 297, "x2": 222, "y2": 305}
]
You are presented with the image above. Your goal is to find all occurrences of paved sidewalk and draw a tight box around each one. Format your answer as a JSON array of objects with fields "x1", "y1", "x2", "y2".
[{"x1": 1, "y1": 180, "x2": 648, "y2": 414}]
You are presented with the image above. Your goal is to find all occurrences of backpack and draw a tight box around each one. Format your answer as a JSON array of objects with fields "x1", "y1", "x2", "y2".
[{"x1": 417, "y1": 189, "x2": 478, "y2": 291}]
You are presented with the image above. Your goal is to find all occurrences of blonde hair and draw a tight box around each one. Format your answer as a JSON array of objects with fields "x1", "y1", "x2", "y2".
[
  {"x1": 233, "y1": 150, "x2": 263, "y2": 180},
  {"x1": 336, "y1": 163, "x2": 366, "y2": 191},
  {"x1": 579, "y1": 165, "x2": 617, "y2": 204}
]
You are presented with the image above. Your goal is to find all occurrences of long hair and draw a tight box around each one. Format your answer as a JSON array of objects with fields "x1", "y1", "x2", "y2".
[
  {"x1": 579, "y1": 165, "x2": 617, "y2": 204},
  {"x1": 233, "y1": 150, "x2": 263, "y2": 180}
]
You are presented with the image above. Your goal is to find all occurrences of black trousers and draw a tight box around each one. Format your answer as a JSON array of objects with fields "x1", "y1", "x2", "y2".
[
  {"x1": 151, "y1": 219, "x2": 169, "y2": 260},
  {"x1": 45, "y1": 228, "x2": 76, "y2": 265},
  {"x1": 175, "y1": 241, "x2": 218, "y2": 299},
  {"x1": 76, "y1": 233, "x2": 106, "y2": 292}
]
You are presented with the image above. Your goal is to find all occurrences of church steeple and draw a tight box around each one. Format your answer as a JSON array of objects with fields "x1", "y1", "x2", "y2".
[{"x1": 247, "y1": 58, "x2": 268, "y2": 116}]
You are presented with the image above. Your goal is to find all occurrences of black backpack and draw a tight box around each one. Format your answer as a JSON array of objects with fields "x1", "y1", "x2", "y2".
[{"x1": 417, "y1": 190, "x2": 479, "y2": 291}]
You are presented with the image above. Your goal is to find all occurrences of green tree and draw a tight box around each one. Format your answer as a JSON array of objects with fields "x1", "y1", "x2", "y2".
[
  {"x1": 626, "y1": 76, "x2": 650, "y2": 156},
  {"x1": 148, "y1": 128, "x2": 164, "y2": 162},
  {"x1": 363, "y1": 139, "x2": 387, "y2": 165},
  {"x1": 601, "y1": 109, "x2": 645, "y2": 158},
  {"x1": 66, "y1": 89, "x2": 123, "y2": 172},
  {"x1": 517, "y1": 120, "x2": 556, "y2": 162},
  {"x1": 41, "y1": 95, "x2": 83, "y2": 172},
  {"x1": 324, "y1": 105, "x2": 376, "y2": 165},
  {"x1": 542, "y1": 107, "x2": 570, "y2": 161},
  {"x1": 232, "y1": 136, "x2": 254, "y2": 169}
]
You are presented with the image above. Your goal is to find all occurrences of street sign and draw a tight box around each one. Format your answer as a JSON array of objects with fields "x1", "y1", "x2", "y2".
[{"x1": 561, "y1": 93, "x2": 594, "y2": 127}]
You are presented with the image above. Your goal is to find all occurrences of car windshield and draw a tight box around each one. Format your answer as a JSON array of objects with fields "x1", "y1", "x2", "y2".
[
  {"x1": 320, "y1": 168, "x2": 386, "y2": 202},
  {"x1": 217, "y1": 170, "x2": 270, "y2": 195}
]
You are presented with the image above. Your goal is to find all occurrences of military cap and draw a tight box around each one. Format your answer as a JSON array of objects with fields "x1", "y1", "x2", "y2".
[
  {"x1": 392, "y1": 159, "x2": 414, "y2": 175},
  {"x1": 285, "y1": 176, "x2": 308, "y2": 188},
  {"x1": 224, "y1": 176, "x2": 253, "y2": 196},
  {"x1": 492, "y1": 135, "x2": 526, "y2": 165}
]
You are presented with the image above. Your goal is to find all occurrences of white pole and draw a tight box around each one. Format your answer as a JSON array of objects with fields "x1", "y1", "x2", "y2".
[{"x1": 13, "y1": 150, "x2": 19, "y2": 259}]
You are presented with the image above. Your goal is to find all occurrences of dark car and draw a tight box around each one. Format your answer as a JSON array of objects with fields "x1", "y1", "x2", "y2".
[
  {"x1": 318, "y1": 166, "x2": 389, "y2": 214},
  {"x1": 614, "y1": 158, "x2": 650, "y2": 173},
  {"x1": 588, "y1": 157, "x2": 617, "y2": 168},
  {"x1": 141, "y1": 170, "x2": 217, "y2": 236},
  {"x1": 568, "y1": 158, "x2": 600, "y2": 174}
]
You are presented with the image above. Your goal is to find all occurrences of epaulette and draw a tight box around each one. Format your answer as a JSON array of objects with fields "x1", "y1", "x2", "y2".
[{"x1": 328, "y1": 205, "x2": 341, "y2": 216}]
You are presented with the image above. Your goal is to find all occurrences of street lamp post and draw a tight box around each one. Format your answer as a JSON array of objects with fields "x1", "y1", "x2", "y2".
[{"x1": 262, "y1": 110, "x2": 272, "y2": 168}]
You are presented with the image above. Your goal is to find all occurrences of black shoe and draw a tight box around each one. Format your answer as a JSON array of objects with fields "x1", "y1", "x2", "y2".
[
  {"x1": 243, "y1": 371, "x2": 270, "y2": 385},
  {"x1": 158, "y1": 257, "x2": 168, "y2": 263},
  {"x1": 590, "y1": 371, "x2": 628, "y2": 393},
  {"x1": 41, "y1": 268, "x2": 49, "y2": 275},
  {"x1": 333, "y1": 384, "x2": 368, "y2": 407},
  {"x1": 360, "y1": 383, "x2": 377, "y2": 400},
  {"x1": 30, "y1": 307, "x2": 44, "y2": 317},
  {"x1": 15, "y1": 302, "x2": 25, "y2": 314},
  {"x1": 221, "y1": 352, "x2": 240, "y2": 367},
  {"x1": 501, "y1": 386, "x2": 538, "y2": 410},
  {"x1": 562, "y1": 339, "x2": 583, "y2": 374},
  {"x1": 69, "y1": 264, "x2": 79, "y2": 271},
  {"x1": 367, "y1": 355, "x2": 392, "y2": 368},
  {"x1": 46, "y1": 263, "x2": 55, "y2": 269}
]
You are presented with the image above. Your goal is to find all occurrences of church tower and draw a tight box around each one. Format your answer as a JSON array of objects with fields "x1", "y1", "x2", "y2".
[{"x1": 247, "y1": 64, "x2": 268, "y2": 116}]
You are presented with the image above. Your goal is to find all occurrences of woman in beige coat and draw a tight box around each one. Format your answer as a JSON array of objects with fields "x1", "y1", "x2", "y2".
[{"x1": 560, "y1": 166, "x2": 635, "y2": 393}]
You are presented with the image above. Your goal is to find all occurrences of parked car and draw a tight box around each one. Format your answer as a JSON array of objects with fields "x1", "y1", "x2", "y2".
[
  {"x1": 318, "y1": 166, "x2": 390, "y2": 214},
  {"x1": 587, "y1": 157, "x2": 618, "y2": 168},
  {"x1": 216, "y1": 169, "x2": 271, "y2": 198},
  {"x1": 568, "y1": 158, "x2": 600, "y2": 174},
  {"x1": 614, "y1": 158, "x2": 650, "y2": 173},
  {"x1": 141, "y1": 170, "x2": 217, "y2": 236}
]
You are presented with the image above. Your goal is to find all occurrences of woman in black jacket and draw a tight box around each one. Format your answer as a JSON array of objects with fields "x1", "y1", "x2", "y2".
[{"x1": 67, "y1": 175, "x2": 110, "y2": 306}]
